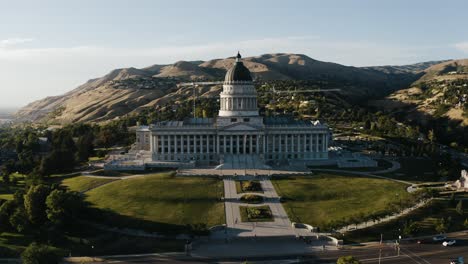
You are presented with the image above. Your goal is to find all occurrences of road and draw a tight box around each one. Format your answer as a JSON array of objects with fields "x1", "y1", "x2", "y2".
[{"x1": 66, "y1": 232, "x2": 468, "y2": 263}]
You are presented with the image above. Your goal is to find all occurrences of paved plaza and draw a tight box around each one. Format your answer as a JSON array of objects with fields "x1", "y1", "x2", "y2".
[{"x1": 221, "y1": 177, "x2": 296, "y2": 238}]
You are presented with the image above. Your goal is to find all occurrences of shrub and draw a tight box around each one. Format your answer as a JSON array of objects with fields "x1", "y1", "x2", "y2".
[
  {"x1": 241, "y1": 181, "x2": 262, "y2": 192},
  {"x1": 240, "y1": 194, "x2": 263, "y2": 204},
  {"x1": 21, "y1": 243, "x2": 60, "y2": 264}
]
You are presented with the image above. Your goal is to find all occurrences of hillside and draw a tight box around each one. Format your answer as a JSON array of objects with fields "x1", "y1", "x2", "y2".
[
  {"x1": 369, "y1": 59, "x2": 468, "y2": 126},
  {"x1": 15, "y1": 53, "x2": 440, "y2": 124}
]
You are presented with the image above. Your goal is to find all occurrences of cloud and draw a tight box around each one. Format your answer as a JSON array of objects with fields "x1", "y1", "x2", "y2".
[
  {"x1": 0, "y1": 38, "x2": 34, "y2": 48},
  {"x1": 454, "y1": 41, "x2": 468, "y2": 54}
]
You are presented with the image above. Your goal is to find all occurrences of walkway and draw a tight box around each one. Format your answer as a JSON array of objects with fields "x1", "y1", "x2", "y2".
[
  {"x1": 311, "y1": 168, "x2": 414, "y2": 185},
  {"x1": 336, "y1": 199, "x2": 432, "y2": 233},
  {"x1": 220, "y1": 177, "x2": 296, "y2": 238}
]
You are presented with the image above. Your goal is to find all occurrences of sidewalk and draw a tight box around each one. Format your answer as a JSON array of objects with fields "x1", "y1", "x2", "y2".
[{"x1": 220, "y1": 177, "x2": 297, "y2": 238}]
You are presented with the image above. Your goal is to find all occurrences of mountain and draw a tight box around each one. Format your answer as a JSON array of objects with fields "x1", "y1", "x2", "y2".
[
  {"x1": 15, "y1": 53, "x2": 443, "y2": 124},
  {"x1": 369, "y1": 59, "x2": 468, "y2": 126}
]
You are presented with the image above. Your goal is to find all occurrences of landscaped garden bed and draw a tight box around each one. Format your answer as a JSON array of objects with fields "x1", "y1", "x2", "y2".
[
  {"x1": 240, "y1": 194, "x2": 264, "y2": 204},
  {"x1": 240, "y1": 206, "x2": 273, "y2": 222},
  {"x1": 236, "y1": 180, "x2": 263, "y2": 193}
]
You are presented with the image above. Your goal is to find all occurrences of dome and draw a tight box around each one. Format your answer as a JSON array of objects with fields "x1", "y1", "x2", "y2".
[{"x1": 224, "y1": 52, "x2": 252, "y2": 83}]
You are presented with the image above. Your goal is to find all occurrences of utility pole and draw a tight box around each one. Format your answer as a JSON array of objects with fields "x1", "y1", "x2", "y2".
[{"x1": 379, "y1": 233, "x2": 383, "y2": 264}]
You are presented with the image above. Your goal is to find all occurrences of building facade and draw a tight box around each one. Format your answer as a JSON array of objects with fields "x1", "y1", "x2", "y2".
[{"x1": 135, "y1": 53, "x2": 329, "y2": 168}]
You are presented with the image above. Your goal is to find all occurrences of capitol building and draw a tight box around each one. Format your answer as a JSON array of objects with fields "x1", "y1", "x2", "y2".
[{"x1": 129, "y1": 53, "x2": 329, "y2": 169}]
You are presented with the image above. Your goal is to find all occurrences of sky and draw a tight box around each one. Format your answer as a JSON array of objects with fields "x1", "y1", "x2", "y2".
[{"x1": 1, "y1": 0, "x2": 468, "y2": 108}]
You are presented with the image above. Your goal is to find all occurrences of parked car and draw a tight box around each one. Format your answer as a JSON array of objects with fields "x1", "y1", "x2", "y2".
[
  {"x1": 433, "y1": 235, "x2": 447, "y2": 242},
  {"x1": 442, "y1": 240, "x2": 456, "y2": 246}
]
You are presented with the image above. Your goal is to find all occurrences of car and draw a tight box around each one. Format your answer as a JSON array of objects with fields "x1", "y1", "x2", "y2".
[
  {"x1": 442, "y1": 240, "x2": 456, "y2": 246},
  {"x1": 449, "y1": 257, "x2": 464, "y2": 264},
  {"x1": 433, "y1": 235, "x2": 447, "y2": 241}
]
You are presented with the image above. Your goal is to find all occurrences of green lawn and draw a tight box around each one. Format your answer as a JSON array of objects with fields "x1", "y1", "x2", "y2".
[
  {"x1": 273, "y1": 173, "x2": 414, "y2": 229},
  {"x1": 84, "y1": 172, "x2": 225, "y2": 232},
  {"x1": 0, "y1": 226, "x2": 184, "y2": 258},
  {"x1": 0, "y1": 173, "x2": 26, "y2": 200},
  {"x1": 61, "y1": 176, "x2": 117, "y2": 192}
]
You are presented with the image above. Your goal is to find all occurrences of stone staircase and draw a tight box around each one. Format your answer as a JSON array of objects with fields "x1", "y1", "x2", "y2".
[{"x1": 216, "y1": 154, "x2": 271, "y2": 170}]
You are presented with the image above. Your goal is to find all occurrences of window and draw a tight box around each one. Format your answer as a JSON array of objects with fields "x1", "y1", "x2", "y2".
[
  {"x1": 231, "y1": 118, "x2": 237, "y2": 122},
  {"x1": 243, "y1": 118, "x2": 250, "y2": 122}
]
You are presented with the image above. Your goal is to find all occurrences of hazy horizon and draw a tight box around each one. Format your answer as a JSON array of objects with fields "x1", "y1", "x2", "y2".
[{"x1": 1, "y1": 0, "x2": 468, "y2": 108}]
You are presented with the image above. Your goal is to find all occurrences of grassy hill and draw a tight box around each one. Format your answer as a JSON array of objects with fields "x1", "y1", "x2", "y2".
[
  {"x1": 273, "y1": 173, "x2": 414, "y2": 229},
  {"x1": 15, "y1": 53, "x2": 439, "y2": 124},
  {"x1": 64, "y1": 173, "x2": 225, "y2": 233},
  {"x1": 370, "y1": 59, "x2": 468, "y2": 126}
]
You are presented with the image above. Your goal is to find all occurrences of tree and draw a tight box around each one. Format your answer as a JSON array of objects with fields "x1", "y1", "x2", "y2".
[
  {"x1": 456, "y1": 200, "x2": 464, "y2": 215},
  {"x1": 402, "y1": 220, "x2": 420, "y2": 237},
  {"x1": 24, "y1": 185, "x2": 51, "y2": 225},
  {"x1": 9, "y1": 208, "x2": 29, "y2": 233},
  {"x1": 75, "y1": 132, "x2": 94, "y2": 162},
  {"x1": 337, "y1": 256, "x2": 361, "y2": 264},
  {"x1": 435, "y1": 218, "x2": 448, "y2": 234},
  {"x1": 46, "y1": 190, "x2": 84, "y2": 226},
  {"x1": 21, "y1": 243, "x2": 59, "y2": 264}
]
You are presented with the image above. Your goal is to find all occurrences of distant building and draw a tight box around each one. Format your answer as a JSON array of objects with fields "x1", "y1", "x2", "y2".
[{"x1": 132, "y1": 53, "x2": 329, "y2": 169}]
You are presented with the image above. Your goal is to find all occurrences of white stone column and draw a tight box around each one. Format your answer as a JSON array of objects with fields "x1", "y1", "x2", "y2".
[
  {"x1": 230, "y1": 135, "x2": 233, "y2": 154},
  {"x1": 256, "y1": 135, "x2": 259, "y2": 154},
  {"x1": 315, "y1": 134, "x2": 319, "y2": 153},
  {"x1": 279, "y1": 134, "x2": 282, "y2": 153},
  {"x1": 302, "y1": 134, "x2": 307, "y2": 153},
  {"x1": 249, "y1": 135, "x2": 253, "y2": 154},
  {"x1": 243, "y1": 135, "x2": 246, "y2": 154},
  {"x1": 223, "y1": 135, "x2": 226, "y2": 153},
  {"x1": 162, "y1": 135, "x2": 165, "y2": 156},
  {"x1": 181, "y1": 135, "x2": 184, "y2": 154},
  {"x1": 237, "y1": 135, "x2": 240, "y2": 154},
  {"x1": 174, "y1": 135, "x2": 178, "y2": 156},
  {"x1": 167, "y1": 135, "x2": 171, "y2": 155},
  {"x1": 272, "y1": 135, "x2": 275, "y2": 153},
  {"x1": 217, "y1": 135, "x2": 220, "y2": 154},
  {"x1": 198, "y1": 135, "x2": 202, "y2": 154},
  {"x1": 322, "y1": 134, "x2": 326, "y2": 152},
  {"x1": 262, "y1": 135, "x2": 266, "y2": 154},
  {"x1": 297, "y1": 134, "x2": 300, "y2": 153}
]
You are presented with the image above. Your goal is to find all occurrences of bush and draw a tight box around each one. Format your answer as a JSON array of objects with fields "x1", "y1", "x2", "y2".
[
  {"x1": 241, "y1": 181, "x2": 262, "y2": 192},
  {"x1": 337, "y1": 256, "x2": 361, "y2": 264},
  {"x1": 21, "y1": 243, "x2": 60, "y2": 264},
  {"x1": 240, "y1": 194, "x2": 263, "y2": 204}
]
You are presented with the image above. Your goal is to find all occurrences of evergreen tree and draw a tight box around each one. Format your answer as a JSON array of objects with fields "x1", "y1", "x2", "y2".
[{"x1": 456, "y1": 200, "x2": 464, "y2": 215}]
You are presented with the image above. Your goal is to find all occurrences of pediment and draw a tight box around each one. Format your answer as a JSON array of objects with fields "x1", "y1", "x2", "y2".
[{"x1": 220, "y1": 123, "x2": 262, "y2": 131}]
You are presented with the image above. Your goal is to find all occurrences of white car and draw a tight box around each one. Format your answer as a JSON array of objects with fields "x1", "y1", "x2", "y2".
[{"x1": 442, "y1": 240, "x2": 456, "y2": 246}]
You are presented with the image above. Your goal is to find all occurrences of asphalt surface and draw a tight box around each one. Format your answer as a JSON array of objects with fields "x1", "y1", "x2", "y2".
[{"x1": 71, "y1": 232, "x2": 468, "y2": 264}]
